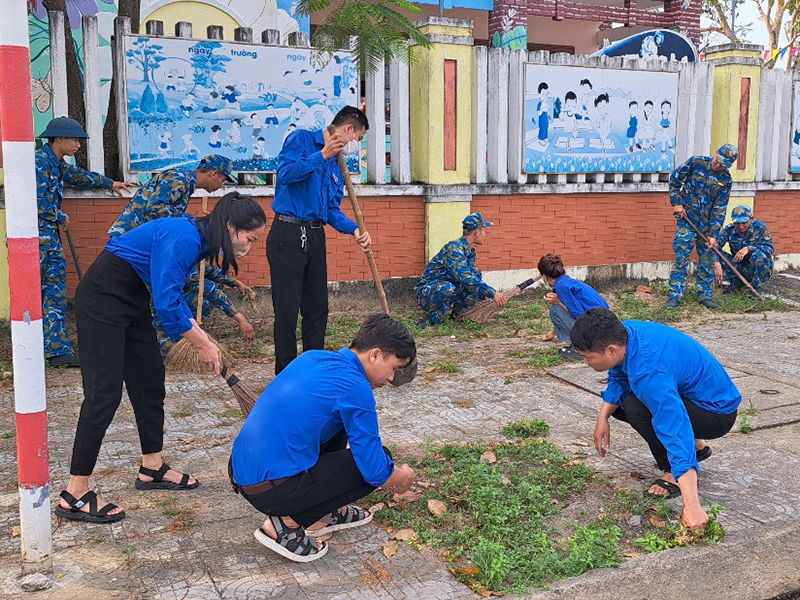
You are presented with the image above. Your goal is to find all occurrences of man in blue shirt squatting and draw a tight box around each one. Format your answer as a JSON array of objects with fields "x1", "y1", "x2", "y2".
[
  {"x1": 666, "y1": 143, "x2": 738, "y2": 310},
  {"x1": 414, "y1": 212, "x2": 507, "y2": 328},
  {"x1": 36, "y1": 117, "x2": 134, "y2": 368},
  {"x1": 269, "y1": 106, "x2": 372, "y2": 375},
  {"x1": 230, "y1": 315, "x2": 417, "y2": 562},
  {"x1": 537, "y1": 253, "x2": 608, "y2": 360},
  {"x1": 570, "y1": 308, "x2": 741, "y2": 533},
  {"x1": 714, "y1": 205, "x2": 774, "y2": 294}
]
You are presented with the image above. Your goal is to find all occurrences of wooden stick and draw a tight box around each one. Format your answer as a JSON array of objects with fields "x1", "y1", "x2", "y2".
[
  {"x1": 680, "y1": 213, "x2": 764, "y2": 301},
  {"x1": 327, "y1": 125, "x2": 390, "y2": 315},
  {"x1": 196, "y1": 196, "x2": 208, "y2": 323},
  {"x1": 64, "y1": 227, "x2": 83, "y2": 280}
]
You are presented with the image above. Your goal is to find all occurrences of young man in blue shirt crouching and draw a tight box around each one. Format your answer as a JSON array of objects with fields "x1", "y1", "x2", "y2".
[
  {"x1": 230, "y1": 315, "x2": 417, "y2": 562},
  {"x1": 570, "y1": 308, "x2": 741, "y2": 534}
]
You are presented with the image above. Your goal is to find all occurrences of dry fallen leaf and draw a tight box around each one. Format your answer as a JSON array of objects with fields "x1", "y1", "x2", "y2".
[
  {"x1": 625, "y1": 552, "x2": 641, "y2": 558},
  {"x1": 11, "y1": 526, "x2": 20, "y2": 537},
  {"x1": 475, "y1": 585, "x2": 504, "y2": 597},
  {"x1": 427, "y1": 499, "x2": 448, "y2": 516},
  {"x1": 649, "y1": 514, "x2": 667, "y2": 529},
  {"x1": 479, "y1": 451, "x2": 497, "y2": 464},
  {"x1": 417, "y1": 481, "x2": 433, "y2": 488},
  {"x1": 383, "y1": 540, "x2": 399, "y2": 558},
  {"x1": 571, "y1": 439, "x2": 590, "y2": 447},
  {"x1": 368, "y1": 503, "x2": 386, "y2": 513},
  {"x1": 565, "y1": 459, "x2": 583, "y2": 467},
  {"x1": 389, "y1": 529, "x2": 419, "y2": 542},
  {"x1": 393, "y1": 489, "x2": 422, "y2": 503},
  {"x1": 501, "y1": 476, "x2": 511, "y2": 485},
  {"x1": 635, "y1": 285, "x2": 654, "y2": 295},
  {"x1": 453, "y1": 566, "x2": 481, "y2": 577},
  {"x1": 542, "y1": 458, "x2": 550, "y2": 465}
]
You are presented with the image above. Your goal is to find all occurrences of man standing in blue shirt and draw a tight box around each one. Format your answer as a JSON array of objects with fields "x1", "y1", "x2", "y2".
[
  {"x1": 230, "y1": 315, "x2": 417, "y2": 562},
  {"x1": 538, "y1": 253, "x2": 608, "y2": 359},
  {"x1": 570, "y1": 308, "x2": 741, "y2": 534},
  {"x1": 269, "y1": 106, "x2": 372, "y2": 374},
  {"x1": 714, "y1": 205, "x2": 774, "y2": 294}
]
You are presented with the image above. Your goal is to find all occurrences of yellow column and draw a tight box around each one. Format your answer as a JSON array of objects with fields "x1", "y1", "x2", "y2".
[
  {"x1": 424, "y1": 196, "x2": 472, "y2": 261},
  {"x1": 705, "y1": 44, "x2": 763, "y2": 223}
]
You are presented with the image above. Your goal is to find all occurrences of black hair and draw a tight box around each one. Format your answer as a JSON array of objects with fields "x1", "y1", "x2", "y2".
[
  {"x1": 570, "y1": 308, "x2": 628, "y2": 354},
  {"x1": 350, "y1": 314, "x2": 416, "y2": 362},
  {"x1": 594, "y1": 93, "x2": 609, "y2": 107},
  {"x1": 46, "y1": 137, "x2": 56, "y2": 145},
  {"x1": 232, "y1": 119, "x2": 242, "y2": 125},
  {"x1": 565, "y1": 91, "x2": 577, "y2": 102},
  {"x1": 644, "y1": 100, "x2": 654, "y2": 108},
  {"x1": 210, "y1": 92, "x2": 219, "y2": 98},
  {"x1": 538, "y1": 82, "x2": 548, "y2": 93},
  {"x1": 196, "y1": 191, "x2": 266, "y2": 275},
  {"x1": 211, "y1": 124, "x2": 221, "y2": 132},
  {"x1": 661, "y1": 100, "x2": 672, "y2": 109},
  {"x1": 332, "y1": 106, "x2": 369, "y2": 131},
  {"x1": 257, "y1": 136, "x2": 265, "y2": 141},
  {"x1": 579, "y1": 79, "x2": 592, "y2": 88},
  {"x1": 629, "y1": 101, "x2": 638, "y2": 108}
]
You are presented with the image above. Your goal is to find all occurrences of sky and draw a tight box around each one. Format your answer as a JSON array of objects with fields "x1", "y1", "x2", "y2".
[{"x1": 703, "y1": 0, "x2": 791, "y2": 66}]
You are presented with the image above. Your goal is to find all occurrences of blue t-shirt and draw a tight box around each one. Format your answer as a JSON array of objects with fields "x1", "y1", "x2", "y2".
[
  {"x1": 602, "y1": 321, "x2": 742, "y2": 480},
  {"x1": 105, "y1": 216, "x2": 206, "y2": 336},
  {"x1": 232, "y1": 348, "x2": 395, "y2": 487},
  {"x1": 552, "y1": 275, "x2": 609, "y2": 319}
]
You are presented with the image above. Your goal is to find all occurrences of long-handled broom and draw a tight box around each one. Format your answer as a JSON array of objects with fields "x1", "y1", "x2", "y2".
[
  {"x1": 164, "y1": 196, "x2": 236, "y2": 373},
  {"x1": 456, "y1": 276, "x2": 541, "y2": 323}
]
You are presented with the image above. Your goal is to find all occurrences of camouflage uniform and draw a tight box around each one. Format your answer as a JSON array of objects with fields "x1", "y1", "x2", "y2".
[
  {"x1": 717, "y1": 219, "x2": 774, "y2": 291},
  {"x1": 153, "y1": 263, "x2": 239, "y2": 356},
  {"x1": 108, "y1": 167, "x2": 196, "y2": 238},
  {"x1": 415, "y1": 237, "x2": 496, "y2": 325},
  {"x1": 667, "y1": 156, "x2": 732, "y2": 301},
  {"x1": 36, "y1": 144, "x2": 113, "y2": 358}
]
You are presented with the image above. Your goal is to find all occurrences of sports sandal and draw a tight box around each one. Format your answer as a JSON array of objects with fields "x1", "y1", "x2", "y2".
[
  {"x1": 135, "y1": 463, "x2": 200, "y2": 491},
  {"x1": 643, "y1": 479, "x2": 682, "y2": 499},
  {"x1": 54, "y1": 490, "x2": 126, "y2": 524},
  {"x1": 254, "y1": 516, "x2": 328, "y2": 563},
  {"x1": 306, "y1": 505, "x2": 373, "y2": 537},
  {"x1": 697, "y1": 446, "x2": 713, "y2": 462}
]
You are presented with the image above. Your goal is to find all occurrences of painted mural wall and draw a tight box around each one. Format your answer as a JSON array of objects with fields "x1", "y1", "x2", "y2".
[
  {"x1": 523, "y1": 64, "x2": 679, "y2": 174},
  {"x1": 792, "y1": 82, "x2": 800, "y2": 173}
]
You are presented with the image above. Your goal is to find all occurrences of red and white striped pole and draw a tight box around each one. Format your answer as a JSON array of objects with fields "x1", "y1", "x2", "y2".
[{"x1": 0, "y1": 0, "x2": 52, "y2": 571}]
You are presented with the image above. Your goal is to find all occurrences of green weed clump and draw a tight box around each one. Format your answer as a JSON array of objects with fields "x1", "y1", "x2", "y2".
[{"x1": 501, "y1": 417, "x2": 550, "y2": 439}]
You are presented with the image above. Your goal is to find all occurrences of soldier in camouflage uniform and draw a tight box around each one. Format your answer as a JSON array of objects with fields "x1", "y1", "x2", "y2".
[
  {"x1": 107, "y1": 154, "x2": 236, "y2": 238},
  {"x1": 714, "y1": 205, "x2": 774, "y2": 293},
  {"x1": 415, "y1": 213, "x2": 507, "y2": 327},
  {"x1": 153, "y1": 263, "x2": 255, "y2": 356},
  {"x1": 36, "y1": 117, "x2": 133, "y2": 367},
  {"x1": 666, "y1": 143, "x2": 739, "y2": 310}
]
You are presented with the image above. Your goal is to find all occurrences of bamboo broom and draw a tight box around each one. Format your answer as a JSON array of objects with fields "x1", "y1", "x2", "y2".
[
  {"x1": 456, "y1": 276, "x2": 540, "y2": 323},
  {"x1": 165, "y1": 196, "x2": 236, "y2": 373}
]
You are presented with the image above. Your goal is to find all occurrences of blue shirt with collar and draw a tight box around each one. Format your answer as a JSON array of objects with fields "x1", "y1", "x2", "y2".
[
  {"x1": 231, "y1": 347, "x2": 395, "y2": 487},
  {"x1": 552, "y1": 275, "x2": 609, "y2": 319},
  {"x1": 601, "y1": 320, "x2": 741, "y2": 481},
  {"x1": 105, "y1": 216, "x2": 208, "y2": 336},
  {"x1": 272, "y1": 129, "x2": 358, "y2": 235}
]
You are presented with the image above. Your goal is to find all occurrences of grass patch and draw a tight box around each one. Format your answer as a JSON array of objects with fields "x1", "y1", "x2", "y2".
[
  {"x1": 427, "y1": 359, "x2": 463, "y2": 374},
  {"x1": 216, "y1": 408, "x2": 244, "y2": 420},
  {"x1": 170, "y1": 410, "x2": 192, "y2": 419},
  {"x1": 738, "y1": 414, "x2": 754, "y2": 434},
  {"x1": 122, "y1": 543, "x2": 135, "y2": 565},
  {"x1": 634, "y1": 502, "x2": 725, "y2": 552},
  {"x1": 741, "y1": 400, "x2": 758, "y2": 416},
  {"x1": 1, "y1": 431, "x2": 15, "y2": 439},
  {"x1": 501, "y1": 417, "x2": 550, "y2": 438},
  {"x1": 525, "y1": 348, "x2": 565, "y2": 375}
]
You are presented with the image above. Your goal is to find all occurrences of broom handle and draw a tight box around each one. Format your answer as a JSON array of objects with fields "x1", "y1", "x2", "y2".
[
  {"x1": 196, "y1": 196, "x2": 208, "y2": 323},
  {"x1": 327, "y1": 125, "x2": 390, "y2": 315},
  {"x1": 680, "y1": 214, "x2": 764, "y2": 301}
]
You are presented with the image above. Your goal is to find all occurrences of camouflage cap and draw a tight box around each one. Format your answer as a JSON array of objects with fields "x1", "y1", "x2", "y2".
[
  {"x1": 462, "y1": 212, "x2": 494, "y2": 233},
  {"x1": 199, "y1": 154, "x2": 236, "y2": 182},
  {"x1": 730, "y1": 205, "x2": 753, "y2": 223},
  {"x1": 717, "y1": 143, "x2": 739, "y2": 169}
]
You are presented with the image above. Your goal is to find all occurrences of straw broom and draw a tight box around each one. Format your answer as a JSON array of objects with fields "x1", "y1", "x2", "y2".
[
  {"x1": 456, "y1": 276, "x2": 541, "y2": 323},
  {"x1": 221, "y1": 363, "x2": 259, "y2": 416},
  {"x1": 165, "y1": 196, "x2": 236, "y2": 373}
]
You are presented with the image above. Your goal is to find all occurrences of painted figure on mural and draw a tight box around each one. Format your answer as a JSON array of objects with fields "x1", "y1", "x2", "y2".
[
  {"x1": 639, "y1": 100, "x2": 656, "y2": 150},
  {"x1": 35, "y1": 117, "x2": 133, "y2": 368},
  {"x1": 265, "y1": 104, "x2": 279, "y2": 128},
  {"x1": 714, "y1": 205, "x2": 774, "y2": 294},
  {"x1": 225, "y1": 119, "x2": 243, "y2": 146},
  {"x1": 555, "y1": 91, "x2": 580, "y2": 151},
  {"x1": 222, "y1": 85, "x2": 241, "y2": 110},
  {"x1": 180, "y1": 92, "x2": 197, "y2": 118},
  {"x1": 591, "y1": 93, "x2": 613, "y2": 151},
  {"x1": 535, "y1": 82, "x2": 551, "y2": 150},
  {"x1": 657, "y1": 100, "x2": 675, "y2": 153},
  {"x1": 793, "y1": 111, "x2": 800, "y2": 159},
  {"x1": 666, "y1": 143, "x2": 739, "y2": 309},
  {"x1": 626, "y1": 101, "x2": 639, "y2": 153},
  {"x1": 577, "y1": 79, "x2": 593, "y2": 121},
  {"x1": 253, "y1": 137, "x2": 266, "y2": 160},
  {"x1": 415, "y1": 213, "x2": 508, "y2": 328},
  {"x1": 157, "y1": 131, "x2": 173, "y2": 159},
  {"x1": 209, "y1": 124, "x2": 223, "y2": 149},
  {"x1": 181, "y1": 133, "x2": 200, "y2": 158},
  {"x1": 203, "y1": 90, "x2": 221, "y2": 113}
]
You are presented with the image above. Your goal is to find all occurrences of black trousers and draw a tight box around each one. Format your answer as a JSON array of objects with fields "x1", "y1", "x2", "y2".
[
  {"x1": 266, "y1": 218, "x2": 328, "y2": 375},
  {"x1": 231, "y1": 430, "x2": 390, "y2": 527},
  {"x1": 70, "y1": 250, "x2": 167, "y2": 476},
  {"x1": 612, "y1": 393, "x2": 738, "y2": 473}
]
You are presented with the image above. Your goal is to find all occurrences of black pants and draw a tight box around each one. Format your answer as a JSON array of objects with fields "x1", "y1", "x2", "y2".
[
  {"x1": 70, "y1": 250, "x2": 166, "y2": 476},
  {"x1": 266, "y1": 218, "x2": 328, "y2": 375},
  {"x1": 612, "y1": 393, "x2": 737, "y2": 473},
  {"x1": 231, "y1": 430, "x2": 390, "y2": 527}
]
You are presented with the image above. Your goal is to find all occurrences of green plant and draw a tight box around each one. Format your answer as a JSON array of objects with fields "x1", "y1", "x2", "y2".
[
  {"x1": 122, "y1": 544, "x2": 135, "y2": 564},
  {"x1": 742, "y1": 400, "x2": 758, "y2": 416},
  {"x1": 216, "y1": 408, "x2": 244, "y2": 420},
  {"x1": 428, "y1": 359, "x2": 462, "y2": 374},
  {"x1": 525, "y1": 349, "x2": 565, "y2": 374},
  {"x1": 634, "y1": 531, "x2": 673, "y2": 552},
  {"x1": 1, "y1": 431, "x2": 15, "y2": 439},
  {"x1": 739, "y1": 414, "x2": 754, "y2": 434},
  {"x1": 170, "y1": 409, "x2": 192, "y2": 418},
  {"x1": 501, "y1": 417, "x2": 550, "y2": 438},
  {"x1": 470, "y1": 537, "x2": 512, "y2": 590}
]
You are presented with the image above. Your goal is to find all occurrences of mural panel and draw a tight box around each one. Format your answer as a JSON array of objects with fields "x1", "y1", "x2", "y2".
[{"x1": 791, "y1": 82, "x2": 800, "y2": 173}]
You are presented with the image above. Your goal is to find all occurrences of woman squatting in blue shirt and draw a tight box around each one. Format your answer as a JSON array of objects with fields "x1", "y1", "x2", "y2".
[{"x1": 56, "y1": 192, "x2": 267, "y2": 524}]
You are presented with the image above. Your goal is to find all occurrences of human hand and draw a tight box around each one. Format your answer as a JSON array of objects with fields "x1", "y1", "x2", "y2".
[
  {"x1": 493, "y1": 292, "x2": 508, "y2": 308},
  {"x1": 681, "y1": 503, "x2": 709, "y2": 535},
  {"x1": 111, "y1": 181, "x2": 136, "y2": 196},
  {"x1": 59, "y1": 213, "x2": 70, "y2": 231},
  {"x1": 235, "y1": 313, "x2": 255, "y2": 342},
  {"x1": 707, "y1": 237, "x2": 718, "y2": 250},
  {"x1": 714, "y1": 262, "x2": 724, "y2": 285},
  {"x1": 193, "y1": 336, "x2": 222, "y2": 375},
  {"x1": 321, "y1": 132, "x2": 346, "y2": 160},
  {"x1": 593, "y1": 418, "x2": 611, "y2": 457},
  {"x1": 354, "y1": 228, "x2": 372, "y2": 251},
  {"x1": 388, "y1": 464, "x2": 416, "y2": 494},
  {"x1": 544, "y1": 292, "x2": 559, "y2": 305},
  {"x1": 734, "y1": 246, "x2": 749, "y2": 262},
  {"x1": 673, "y1": 205, "x2": 686, "y2": 219}
]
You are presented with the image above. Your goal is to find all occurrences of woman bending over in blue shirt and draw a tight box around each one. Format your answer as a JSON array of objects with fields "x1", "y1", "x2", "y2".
[{"x1": 56, "y1": 192, "x2": 267, "y2": 524}]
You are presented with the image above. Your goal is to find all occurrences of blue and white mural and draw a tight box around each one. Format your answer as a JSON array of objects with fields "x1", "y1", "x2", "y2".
[
  {"x1": 523, "y1": 64, "x2": 679, "y2": 174},
  {"x1": 124, "y1": 35, "x2": 358, "y2": 173},
  {"x1": 592, "y1": 29, "x2": 698, "y2": 63}
]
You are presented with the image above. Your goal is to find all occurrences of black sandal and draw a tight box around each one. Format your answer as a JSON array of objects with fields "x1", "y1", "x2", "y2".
[
  {"x1": 54, "y1": 490, "x2": 126, "y2": 524},
  {"x1": 643, "y1": 478, "x2": 682, "y2": 499},
  {"x1": 135, "y1": 463, "x2": 200, "y2": 491},
  {"x1": 697, "y1": 446, "x2": 713, "y2": 462},
  {"x1": 254, "y1": 516, "x2": 328, "y2": 563}
]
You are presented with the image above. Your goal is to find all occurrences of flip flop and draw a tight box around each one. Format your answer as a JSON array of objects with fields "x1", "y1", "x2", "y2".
[
  {"x1": 643, "y1": 478, "x2": 682, "y2": 499},
  {"x1": 697, "y1": 446, "x2": 712, "y2": 462},
  {"x1": 306, "y1": 505, "x2": 373, "y2": 537}
]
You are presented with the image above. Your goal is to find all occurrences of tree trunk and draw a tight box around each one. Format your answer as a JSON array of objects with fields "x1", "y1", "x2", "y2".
[{"x1": 102, "y1": 0, "x2": 141, "y2": 181}]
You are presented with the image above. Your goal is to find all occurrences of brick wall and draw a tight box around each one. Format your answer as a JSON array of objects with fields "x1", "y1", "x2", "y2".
[
  {"x1": 753, "y1": 191, "x2": 800, "y2": 255},
  {"x1": 61, "y1": 194, "x2": 426, "y2": 295},
  {"x1": 470, "y1": 192, "x2": 675, "y2": 271}
]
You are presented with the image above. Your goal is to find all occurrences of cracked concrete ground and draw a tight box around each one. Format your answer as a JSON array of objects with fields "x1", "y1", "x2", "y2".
[{"x1": 1, "y1": 312, "x2": 800, "y2": 599}]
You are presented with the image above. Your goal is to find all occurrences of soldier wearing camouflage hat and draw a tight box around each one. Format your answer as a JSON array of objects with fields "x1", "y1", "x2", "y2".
[
  {"x1": 714, "y1": 205, "x2": 774, "y2": 294},
  {"x1": 666, "y1": 143, "x2": 738, "y2": 310}
]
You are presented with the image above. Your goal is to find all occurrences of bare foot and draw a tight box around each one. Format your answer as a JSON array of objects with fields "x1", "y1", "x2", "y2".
[
  {"x1": 647, "y1": 472, "x2": 677, "y2": 496},
  {"x1": 544, "y1": 328, "x2": 557, "y2": 342}
]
